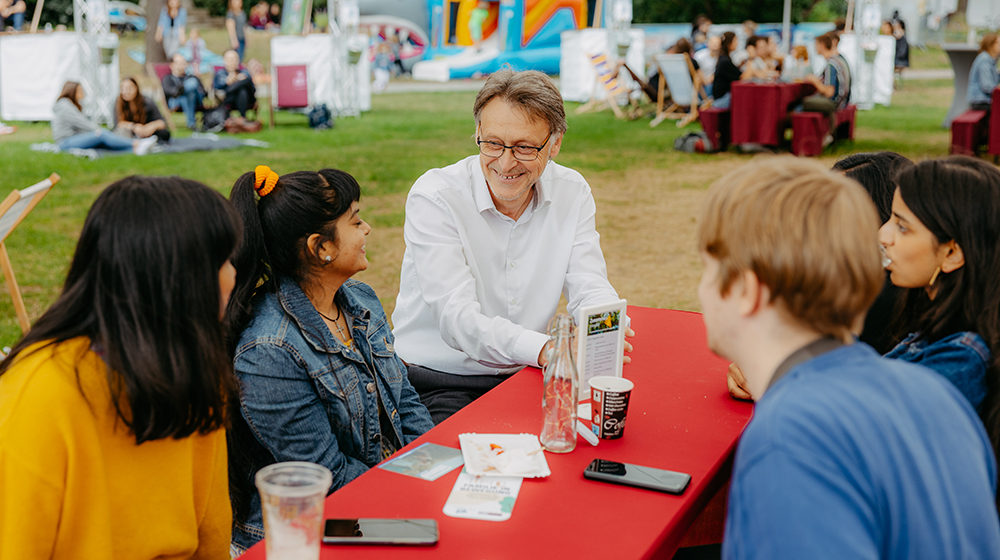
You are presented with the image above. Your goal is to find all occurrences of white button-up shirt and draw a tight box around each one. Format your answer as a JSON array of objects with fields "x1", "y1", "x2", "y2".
[{"x1": 391, "y1": 155, "x2": 621, "y2": 376}]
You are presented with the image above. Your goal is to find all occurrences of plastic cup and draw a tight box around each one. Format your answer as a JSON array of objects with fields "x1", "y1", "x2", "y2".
[
  {"x1": 255, "y1": 462, "x2": 332, "y2": 560},
  {"x1": 589, "y1": 376, "x2": 634, "y2": 439}
]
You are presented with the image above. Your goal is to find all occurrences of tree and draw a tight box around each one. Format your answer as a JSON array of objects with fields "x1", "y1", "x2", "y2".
[
  {"x1": 632, "y1": 0, "x2": 846, "y2": 25},
  {"x1": 145, "y1": 0, "x2": 166, "y2": 64}
]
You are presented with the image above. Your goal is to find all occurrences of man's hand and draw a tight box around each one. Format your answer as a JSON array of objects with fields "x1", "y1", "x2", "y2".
[
  {"x1": 622, "y1": 326, "x2": 635, "y2": 364},
  {"x1": 727, "y1": 363, "x2": 753, "y2": 401}
]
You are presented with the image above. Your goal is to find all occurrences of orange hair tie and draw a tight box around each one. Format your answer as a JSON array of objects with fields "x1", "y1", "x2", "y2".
[{"x1": 254, "y1": 165, "x2": 279, "y2": 197}]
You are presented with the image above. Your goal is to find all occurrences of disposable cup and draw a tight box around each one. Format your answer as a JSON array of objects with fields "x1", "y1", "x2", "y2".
[
  {"x1": 589, "y1": 376, "x2": 634, "y2": 439},
  {"x1": 255, "y1": 462, "x2": 332, "y2": 560}
]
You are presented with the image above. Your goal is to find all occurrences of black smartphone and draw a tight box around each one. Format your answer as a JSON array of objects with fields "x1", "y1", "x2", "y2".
[
  {"x1": 583, "y1": 459, "x2": 691, "y2": 494},
  {"x1": 322, "y1": 518, "x2": 439, "y2": 546}
]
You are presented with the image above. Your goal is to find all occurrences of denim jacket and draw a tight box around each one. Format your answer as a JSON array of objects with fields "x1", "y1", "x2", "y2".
[
  {"x1": 885, "y1": 331, "x2": 990, "y2": 412},
  {"x1": 229, "y1": 277, "x2": 433, "y2": 551},
  {"x1": 967, "y1": 51, "x2": 999, "y2": 106}
]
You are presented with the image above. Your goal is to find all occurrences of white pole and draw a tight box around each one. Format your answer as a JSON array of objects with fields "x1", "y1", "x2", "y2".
[{"x1": 781, "y1": 0, "x2": 791, "y2": 54}]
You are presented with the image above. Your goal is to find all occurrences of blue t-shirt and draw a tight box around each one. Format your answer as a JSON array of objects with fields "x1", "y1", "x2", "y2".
[
  {"x1": 723, "y1": 343, "x2": 1000, "y2": 560},
  {"x1": 885, "y1": 331, "x2": 990, "y2": 412}
]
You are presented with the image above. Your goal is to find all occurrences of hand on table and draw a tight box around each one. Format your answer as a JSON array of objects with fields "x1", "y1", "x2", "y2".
[{"x1": 727, "y1": 363, "x2": 753, "y2": 401}]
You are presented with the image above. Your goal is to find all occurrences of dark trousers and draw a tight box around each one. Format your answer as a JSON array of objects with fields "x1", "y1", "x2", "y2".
[
  {"x1": 801, "y1": 94, "x2": 838, "y2": 130},
  {"x1": 223, "y1": 79, "x2": 256, "y2": 117},
  {"x1": 406, "y1": 364, "x2": 513, "y2": 425}
]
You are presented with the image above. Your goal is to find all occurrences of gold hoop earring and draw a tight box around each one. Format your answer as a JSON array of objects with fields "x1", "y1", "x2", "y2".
[{"x1": 928, "y1": 266, "x2": 941, "y2": 286}]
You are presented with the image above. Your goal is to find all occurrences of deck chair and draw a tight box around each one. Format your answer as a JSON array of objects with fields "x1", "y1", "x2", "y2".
[
  {"x1": 575, "y1": 53, "x2": 642, "y2": 120},
  {"x1": 650, "y1": 53, "x2": 712, "y2": 128},
  {"x1": 0, "y1": 174, "x2": 59, "y2": 333},
  {"x1": 269, "y1": 65, "x2": 309, "y2": 129},
  {"x1": 146, "y1": 62, "x2": 178, "y2": 131}
]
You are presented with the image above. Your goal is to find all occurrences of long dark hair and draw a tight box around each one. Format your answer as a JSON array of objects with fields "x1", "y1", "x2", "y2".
[
  {"x1": 225, "y1": 168, "x2": 361, "y2": 523},
  {"x1": 720, "y1": 31, "x2": 736, "y2": 58},
  {"x1": 116, "y1": 77, "x2": 147, "y2": 125},
  {"x1": 894, "y1": 156, "x2": 1000, "y2": 466},
  {"x1": 57, "y1": 81, "x2": 82, "y2": 112},
  {"x1": 833, "y1": 151, "x2": 913, "y2": 224},
  {"x1": 0, "y1": 176, "x2": 242, "y2": 444}
]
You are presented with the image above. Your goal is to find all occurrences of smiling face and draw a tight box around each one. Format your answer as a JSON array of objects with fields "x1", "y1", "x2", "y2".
[
  {"x1": 170, "y1": 54, "x2": 187, "y2": 76},
  {"x1": 120, "y1": 79, "x2": 138, "y2": 102},
  {"x1": 476, "y1": 98, "x2": 562, "y2": 211},
  {"x1": 878, "y1": 189, "x2": 949, "y2": 289},
  {"x1": 224, "y1": 50, "x2": 240, "y2": 71},
  {"x1": 327, "y1": 201, "x2": 371, "y2": 278}
]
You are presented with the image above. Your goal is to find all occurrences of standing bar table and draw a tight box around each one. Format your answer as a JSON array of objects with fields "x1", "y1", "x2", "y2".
[{"x1": 238, "y1": 307, "x2": 754, "y2": 560}]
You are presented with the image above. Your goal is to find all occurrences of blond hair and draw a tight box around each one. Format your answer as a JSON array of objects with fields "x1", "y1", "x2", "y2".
[
  {"x1": 698, "y1": 156, "x2": 883, "y2": 339},
  {"x1": 473, "y1": 69, "x2": 568, "y2": 135}
]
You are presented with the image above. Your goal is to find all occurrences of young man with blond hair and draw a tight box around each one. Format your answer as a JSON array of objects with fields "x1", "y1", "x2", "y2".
[{"x1": 697, "y1": 157, "x2": 1000, "y2": 559}]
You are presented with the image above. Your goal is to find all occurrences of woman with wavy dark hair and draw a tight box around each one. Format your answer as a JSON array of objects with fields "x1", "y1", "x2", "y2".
[
  {"x1": 0, "y1": 176, "x2": 241, "y2": 558},
  {"x1": 879, "y1": 156, "x2": 1000, "y2": 461},
  {"x1": 114, "y1": 76, "x2": 170, "y2": 144},
  {"x1": 224, "y1": 166, "x2": 433, "y2": 554}
]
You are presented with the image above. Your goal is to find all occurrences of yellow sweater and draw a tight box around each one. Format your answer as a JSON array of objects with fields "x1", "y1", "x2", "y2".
[{"x1": 0, "y1": 337, "x2": 231, "y2": 559}]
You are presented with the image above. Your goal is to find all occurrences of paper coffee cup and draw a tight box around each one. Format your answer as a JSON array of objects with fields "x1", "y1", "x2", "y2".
[{"x1": 589, "y1": 376, "x2": 634, "y2": 439}]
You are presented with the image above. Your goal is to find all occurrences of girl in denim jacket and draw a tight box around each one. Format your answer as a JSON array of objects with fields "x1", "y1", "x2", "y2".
[
  {"x1": 224, "y1": 166, "x2": 434, "y2": 554},
  {"x1": 878, "y1": 156, "x2": 1000, "y2": 457}
]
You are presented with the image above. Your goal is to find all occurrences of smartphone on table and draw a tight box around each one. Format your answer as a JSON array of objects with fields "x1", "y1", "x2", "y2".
[
  {"x1": 583, "y1": 459, "x2": 691, "y2": 494},
  {"x1": 322, "y1": 518, "x2": 439, "y2": 545}
]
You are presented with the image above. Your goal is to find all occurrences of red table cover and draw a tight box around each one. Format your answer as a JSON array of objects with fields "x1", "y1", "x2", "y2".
[
  {"x1": 731, "y1": 81, "x2": 815, "y2": 146},
  {"x1": 238, "y1": 307, "x2": 753, "y2": 560}
]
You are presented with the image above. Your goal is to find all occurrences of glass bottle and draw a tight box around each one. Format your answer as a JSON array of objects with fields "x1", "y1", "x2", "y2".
[{"x1": 541, "y1": 313, "x2": 578, "y2": 453}]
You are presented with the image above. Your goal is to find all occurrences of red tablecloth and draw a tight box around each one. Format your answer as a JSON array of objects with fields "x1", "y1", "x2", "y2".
[
  {"x1": 731, "y1": 81, "x2": 815, "y2": 145},
  {"x1": 238, "y1": 307, "x2": 753, "y2": 560}
]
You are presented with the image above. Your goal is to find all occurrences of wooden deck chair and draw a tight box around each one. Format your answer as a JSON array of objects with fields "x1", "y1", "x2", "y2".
[
  {"x1": 575, "y1": 53, "x2": 642, "y2": 120},
  {"x1": 650, "y1": 53, "x2": 712, "y2": 128},
  {"x1": 0, "y1": 174, "x2": 59, "y2": 333},
  {"x1": 145, "y1": 63, "x2": 178, "y2": 131}
]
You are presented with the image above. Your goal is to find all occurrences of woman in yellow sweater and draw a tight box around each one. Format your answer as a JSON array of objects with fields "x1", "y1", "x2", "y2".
[{"x1": 0, "y1": 175, "x2": 241, "y2": 559}]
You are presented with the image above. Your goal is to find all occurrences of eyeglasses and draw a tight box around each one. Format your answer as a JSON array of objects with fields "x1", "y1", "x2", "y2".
[{"x1": 476, "y1": 132, "x2": 552, "y2": 161}]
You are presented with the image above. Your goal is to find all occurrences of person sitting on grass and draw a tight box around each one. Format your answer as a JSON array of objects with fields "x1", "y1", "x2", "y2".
[
  {"x1": 0, "y1": 0, "x2": 25, "y2": 30},
  {"x1": 213, "y1": 50, "x2": 257, "y2": 124},
  {"x1": 224, "y1": 166, "x2": 433, "y2": 554},
  {"x1": 51, "y1": 81, "x2": 157, "y2": 156},
  {"x1": 114, "y1": 76, "x2": 170, "y2": 144},
  {"x1": 801, "y1": 31, "x2": 851, "y2": 142},
  {"x1": 698, "y1": 156, "x2": 1000, "y2": 560},
  {"x1": 163, "y1": 54, "x2": 207, "y2": 130},
  {"x1": 0, "y1": 175, "x2": 241, "y2": 559},
  {"x1": 968, "y1": 33, "x2": 999, "y2": 113}
]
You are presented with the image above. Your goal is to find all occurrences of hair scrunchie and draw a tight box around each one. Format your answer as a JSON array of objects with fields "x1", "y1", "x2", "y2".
[{"x1": 254, "y1": 165, "x2": 279, "y2": 197}]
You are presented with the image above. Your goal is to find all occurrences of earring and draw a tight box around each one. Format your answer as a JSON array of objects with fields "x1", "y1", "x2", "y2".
[
  {"x1": 324, "y1": 255, "x2": 332, "y2": 263},
  {"x1": 928, "y1": 266, "x2": 941, "y2": 286}
]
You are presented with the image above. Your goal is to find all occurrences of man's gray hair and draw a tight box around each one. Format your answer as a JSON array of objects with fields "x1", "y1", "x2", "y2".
[{"x1": 473, "y1": 69, "x2": 568, "y2": 135}]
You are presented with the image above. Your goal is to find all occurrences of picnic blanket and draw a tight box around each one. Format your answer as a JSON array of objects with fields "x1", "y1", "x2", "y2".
[{"x1": 31, "y1": 135, "x2": 269, "y2": 159}]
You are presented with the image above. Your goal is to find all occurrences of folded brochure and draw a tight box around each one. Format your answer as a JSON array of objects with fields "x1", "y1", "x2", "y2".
[
  {"x1": 443, "y1": 468, "x2": 523, "y2": 522},
  {"x1": 377, "y1": 442, "x2": 464, "y2": 481}
]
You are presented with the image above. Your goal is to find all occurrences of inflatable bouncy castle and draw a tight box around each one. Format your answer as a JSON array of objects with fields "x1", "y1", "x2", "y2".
[{"x1": 412, "y1": 0, "x2": 592, "y2": 81}]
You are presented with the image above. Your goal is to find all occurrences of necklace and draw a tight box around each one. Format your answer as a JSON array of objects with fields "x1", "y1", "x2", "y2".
[{"x1": 317, "y1": 305, "x2": 349, "y2": 341}]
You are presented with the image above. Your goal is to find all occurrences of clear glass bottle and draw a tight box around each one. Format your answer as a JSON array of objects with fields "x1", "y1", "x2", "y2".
[{"x1": 541, "y1": 313, "x2": 578, "y2": 453}]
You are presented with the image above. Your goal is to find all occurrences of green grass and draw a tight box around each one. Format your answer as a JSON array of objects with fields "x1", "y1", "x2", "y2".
[{"x1": 0, "y1": 76, "x2": 960, "y2": 347}]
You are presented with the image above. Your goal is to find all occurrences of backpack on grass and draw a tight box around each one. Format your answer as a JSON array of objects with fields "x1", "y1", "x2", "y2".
[{"x1": 673, "y1": 131, "x2": 716, "y2": 154}]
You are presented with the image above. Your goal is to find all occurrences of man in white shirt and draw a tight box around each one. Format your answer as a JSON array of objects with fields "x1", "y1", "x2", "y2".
[{"x1": 392, "y1": 69, "x2": 630, "y2": 423}]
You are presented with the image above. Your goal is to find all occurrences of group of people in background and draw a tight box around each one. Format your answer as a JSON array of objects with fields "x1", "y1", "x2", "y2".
[{"x1": 249, "y1": 0, "x2": 281, "y2": 31}]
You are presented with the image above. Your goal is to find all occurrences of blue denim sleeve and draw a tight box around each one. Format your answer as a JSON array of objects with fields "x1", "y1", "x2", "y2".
[
  {"x1": 395, "y1": 356, "x2": 434, "y2": 443},
  {"x1": 235, "y1": 341, "x2": 370, "y2": 490},
  {"x1": 903, "y1": 341, "x2": 988, "y2": 411}
]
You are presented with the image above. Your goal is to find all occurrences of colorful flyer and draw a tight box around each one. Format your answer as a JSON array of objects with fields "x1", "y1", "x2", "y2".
[
  {"x1": 442, "y1": 469, "x2": 523, "y2": 522},
  {"x1": 576, "y1": 299, "x2": 628, "y2": 401},
  {"x1": 377, "y1": 442, "x2": 464, "y2": 481}
]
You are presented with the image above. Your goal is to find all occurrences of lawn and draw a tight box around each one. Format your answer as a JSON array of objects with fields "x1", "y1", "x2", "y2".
[{"x1": 0, "y1": 71, "x2": 958, "y2": 348}]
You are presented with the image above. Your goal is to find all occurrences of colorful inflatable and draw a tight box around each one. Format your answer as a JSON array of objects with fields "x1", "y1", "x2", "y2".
[{"x1": 413, "y1": 0, "x2": 592, "y2": 81}]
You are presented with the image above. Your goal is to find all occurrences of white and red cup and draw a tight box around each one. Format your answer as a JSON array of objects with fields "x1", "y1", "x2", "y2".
[{"x1": 589, "y1": 376, "x2": 634, "y2": 439}]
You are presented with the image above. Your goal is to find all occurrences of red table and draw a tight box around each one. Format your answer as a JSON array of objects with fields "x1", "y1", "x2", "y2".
[
  {"x1": 239, "y1": 307, "x2": 753, "y2": 560},
  {"x1": 731, "y1": 81, "x2": 815, "y2": 146}
]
